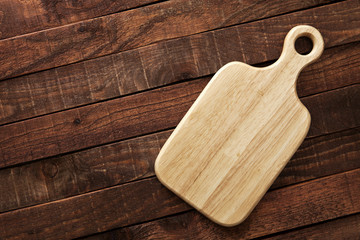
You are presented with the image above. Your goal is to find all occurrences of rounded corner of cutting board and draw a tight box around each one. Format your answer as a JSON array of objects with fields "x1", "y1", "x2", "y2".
[
  {"x1": 195, "y1": 201, "x2": 256, "y2": 227},
  {"x1": 203, "y1": 212, "x2": 249, "y2": 228},
  {"x1": 293, "y1": 95, "x2": 312, "y2": 140},
  {"x1": 155, "y1": 156, "x2": 257, "y2": 228},
  {"x1": 154, "y1": 154, "x2": 176, "y2": 193},
  {"x1": 154, "y1": 156, "x2": 164, "y2": 182},
  {"x1": 220, "y1": 61, "x2": 251, "y2": 70}
]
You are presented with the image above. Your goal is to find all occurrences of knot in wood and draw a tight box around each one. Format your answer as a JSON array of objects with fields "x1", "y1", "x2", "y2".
[
  {"x1": 78, "y1": 25, "x2": 86, "y2": 32},
  {"x1": 42, "y1": 161, "x2": 58, "y2": 178},
  {"x1": 73, "y1": 118, "x2": 81, "y2": 125}
]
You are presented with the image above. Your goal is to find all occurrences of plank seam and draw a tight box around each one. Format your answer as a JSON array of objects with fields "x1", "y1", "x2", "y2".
[
  {"x1": 0, "y1": 0, "x2": 345, "y2": 82},
  {"x1": 252, "y1": 212, "x2": 360, "y2": 240},
  {"x1": 0, "y1": 0, "x2": 170, "y2": 41}
]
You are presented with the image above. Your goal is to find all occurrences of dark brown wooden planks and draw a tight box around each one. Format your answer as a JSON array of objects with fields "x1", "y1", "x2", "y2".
[
  {"x1": 0, "y1": 0, "x2": 353, "y2": 80},
  {"x1": 261, "y1": 214, "x2": 360, "y2": 240},
  {"x1": 296, "y1": 42, "x2": 360, "y2": 97},
  {"x1": 0, "y1": 0, "x2": 160, "y2": 40},
  {"x1": 0, "y1": 131, "x2": 171, "y2": 213},
  {"x1": 1, "y1": 52, "x2": 359, "y2": 212},
  {"x1": 271, "y1": 127, "x2": 360, "y2": 189},
  {"x1": 303, "y1": 86, "x2": 360, "y2": 137},
  {"x1": 0, "y1": 122, "x2": 359, "y2": 214},
  {"x1": 81, "y1": 170, "x2": 360, "y2": 240},
  {"x1": 301, "y1": 85, "x2": 360, "y2": 136},
  {"x1": 2, "y1": 78, "x2": 203, "y2": 168},
  {"x1": 0, "y1": 78, "x2": 205, "y2": 168},
  {"x1": 0, "y1": 2, "x2": 358, "y2": 240},
  {"x1": 2, "y1": 168, "x2": 359, "y2": 239},
  {"x1": 2, "y1": 17, "x2": 360, "y2": 126},
  {"x1": 1, "y1": 76, "x2": 359, "y2": 168},
  {"x1": 0, "y1": 178, "x2": 189, "y2": 240}
]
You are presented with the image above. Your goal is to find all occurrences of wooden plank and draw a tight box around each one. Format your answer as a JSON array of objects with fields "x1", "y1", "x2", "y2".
[
  {"x1": 297, "y1": 42, "x2": 360, "y2": 97},
  {"x1": 2, "y1": 24, "x2": 360, "y2": 127},
  {"x1": 85, "y1": 170, "x2": 360, "y2": 240},
  {"x1": 271, "y1": 127, "x2": 360, "y2": 190},
  {"x1": 0, "y1": 77, "x2": 359, "y2": 168},
  {"x1": 303, "y1": 86, "x2": 360, "y2": 137},
  {"x1": 1, "y1": 49, "x2": 359, "y2": 213},
  {"x1": 1, "y1": 168, "x2": 359, "y2": 239},
  {"x1": 261, "y1": 214, "x2": 360, "y2": 240},
  {"x1": 0, "y1": 131, "x2": 171, "y2": 213},
  {"x1": 0, "y1": 0, "x2": 354, "y2": 80},
  {"x1": 0, "y1": 78, "x2": 206, "y2": 168},
  {"x1": 0, "y1": 120, "x2": 359, "y2": 214},
  {"x1": 0, "y1": 0, "x2": 160, "y2": 40},
  {"x1": 0, "y1": 178, "x2": 189, "y2": 240}
]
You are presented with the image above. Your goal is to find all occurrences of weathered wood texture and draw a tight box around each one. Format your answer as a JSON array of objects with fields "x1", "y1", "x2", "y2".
[
  {"x1": 0, "y1": 120, "x2": 358, "y2": 214},
  {"x1": 1, "y1": 1, "x2": 359, "y2": 126},
  {"x1": 1, "y1": 76, "x2": 359, "y2": 168},
  {"x1": 2, "y1": 168, "x2": 354, "y2": 240},
  {"x1": 0, "y1": 177, "x2": 189, "y2": 240},
  {"x1": 262, "y1": 214, "x2": 360, "y2": 240},
  {"x1": 83, "y1": 186, "x2": 360, "y2": 240},
  {"x1": 1, "y1": 0, "x2": 359, "y2": 239},
  {"x1": 0, "y1": 78, "x2": 206, "y2": 168},
  {"x1": 0, "y1": 0, "x2": 354, "y2": 80},
  {"x1": 83, "y1": 170, "x2": 360, "y2": 239},
  {"x1": 1, "y1": 56, "x2": 359, "y2": 217},
  {"x1": 0, "y1": 131, "x2": 171, "y2": 213},
  {"x1": 272, "y1": 127, "x2": 360, "y2": 189},
  {"x1": 0, "y1": 0, "x2": 160, "y2": 40}
]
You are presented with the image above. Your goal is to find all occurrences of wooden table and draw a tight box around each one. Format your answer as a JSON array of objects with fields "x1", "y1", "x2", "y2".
[{"x1": 0, "y1": 0, "x2": 359, "y2": 239}]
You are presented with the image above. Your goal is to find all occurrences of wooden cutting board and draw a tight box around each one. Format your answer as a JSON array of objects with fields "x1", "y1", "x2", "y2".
[{"x1": 155, "y1": 25, "x2": 324, "y2": 227}]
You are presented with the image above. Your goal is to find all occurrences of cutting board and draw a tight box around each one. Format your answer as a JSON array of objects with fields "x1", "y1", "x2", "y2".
[{"x1": 155, "y1": 25, "x2": 324, "y2": 227}]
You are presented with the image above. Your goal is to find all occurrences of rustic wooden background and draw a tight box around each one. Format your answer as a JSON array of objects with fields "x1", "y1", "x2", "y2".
[{"x1": 0, "y1": 0, "x2": 359, "y2": 239}]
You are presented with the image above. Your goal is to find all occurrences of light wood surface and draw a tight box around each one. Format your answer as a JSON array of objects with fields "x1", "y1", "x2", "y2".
[{"x1": 155, "y1": 25, "x2": 324, "y2": 227}]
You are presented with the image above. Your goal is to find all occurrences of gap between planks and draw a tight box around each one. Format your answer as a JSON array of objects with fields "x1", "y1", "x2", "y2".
[
  {"x1": 89, "y1": 169, "x2": 360, "y2": 239},
  {"x1": 0, "y1": 78, "x2": 359, "y2": 168},
  {"x1": 0, "y1": 0, "x2": 168, "y2": 40},
  {"x1": 0, "y1": 38, "x2": 358, "y2": 127},
  {"x1": 0, "y1": 122, "x2": 358, "y2": 214},
  {"x1": 1, "y1": 12, "x2": 359, "y2": 126},
  {"x1": 256, "y1": 213, "x2": 360, "y2": 240},
  {"x1": 0, "y1": 0, "x2": 355, "y2": 80},
  {"x1": 2, "y1": 167, "x2": 356, "y2": 239}
]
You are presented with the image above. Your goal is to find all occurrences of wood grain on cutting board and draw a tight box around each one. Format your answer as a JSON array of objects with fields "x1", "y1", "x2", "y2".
[
  {"x1": 155, "y1": 26, "x2": 324, "y2": 226},
  {"x1": 1, "y1": 1, "x2": 359, "y2": 239}
]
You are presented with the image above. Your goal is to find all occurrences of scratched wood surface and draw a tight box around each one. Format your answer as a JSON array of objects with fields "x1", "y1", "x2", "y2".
[{"x1": 0, "y1": 0, "x2": 359, "y2": 239}]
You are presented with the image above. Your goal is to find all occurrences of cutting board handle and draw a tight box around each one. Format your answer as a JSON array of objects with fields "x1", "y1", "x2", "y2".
[{"x1": 278, "y1": 25, "x2": 324, "y2": 72}]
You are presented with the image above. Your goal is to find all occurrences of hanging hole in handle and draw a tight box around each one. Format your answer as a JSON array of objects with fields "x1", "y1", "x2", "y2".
[
  {"x1": 295, "y1": 36, "x2": 313, "y2": 55},
  {"x1": 282, "y1": 25, "x2": 324, "y2": 65}
]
